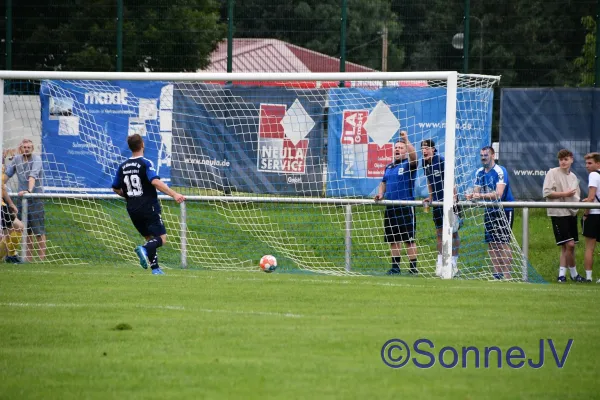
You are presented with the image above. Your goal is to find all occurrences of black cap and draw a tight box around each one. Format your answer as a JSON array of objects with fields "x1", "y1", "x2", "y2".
[{"x1": 421, "y1": 139, "x2": 435, "y2": 148}]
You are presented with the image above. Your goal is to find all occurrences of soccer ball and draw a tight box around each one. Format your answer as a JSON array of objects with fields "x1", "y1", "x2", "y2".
[{"x1": 259, "y1": 255, "x2": 277, "y2": 273}]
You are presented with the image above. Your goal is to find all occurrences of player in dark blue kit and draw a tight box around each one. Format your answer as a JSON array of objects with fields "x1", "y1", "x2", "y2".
[
  {"x1": 112, "y1": 134, "x2": 185, "y2": 275},
  {"x1": 374, "y1": 131, "x2": 419, "y2": 275},
  {"x1": 421, "y1": 139, "x2": 460, "y2": 277},
  {"x1": 466, "y1": 146, "x2": 514, "y2": 280}
]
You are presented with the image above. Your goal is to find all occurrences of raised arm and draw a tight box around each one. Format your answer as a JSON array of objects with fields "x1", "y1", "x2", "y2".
[{"x1": 400, "y1": 131, "x2": 418, "y2": 168}]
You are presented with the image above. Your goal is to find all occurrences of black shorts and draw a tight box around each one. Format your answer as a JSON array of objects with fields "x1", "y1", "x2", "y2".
[
  {"x1": 551, "y1": 216, "x2": 578, "y2": 245},
  {"x1": 582, "y1": 214, "x2": 600, "y2": 241},
  {"x1": 384, "y1": 206, "x2": 415, "y2": 243},
  {"x1": 128, "y1": 209, "x2": 167, "y2": 238},
  {"x1": 1, "y1": 204, "x2": 15, "y2": 230},
  {"x1": 484, "y1": 209, "x2": 514, "y2": 243},
  {"x1": 432, "y1": 207, "x2": 443, "y2": 230}
]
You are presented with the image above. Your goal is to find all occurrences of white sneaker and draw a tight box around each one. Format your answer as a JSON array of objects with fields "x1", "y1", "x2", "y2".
[{"x1": 435, "y1": 263, "x2": 442, "y2": 277}]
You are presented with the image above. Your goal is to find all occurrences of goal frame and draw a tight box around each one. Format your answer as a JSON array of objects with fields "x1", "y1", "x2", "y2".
[{"x1": 0, "y1": 70, "x2": 500, "y2": 278}]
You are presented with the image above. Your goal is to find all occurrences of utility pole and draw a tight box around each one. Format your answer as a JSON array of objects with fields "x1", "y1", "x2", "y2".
[{"x1": 381, "y1": 25, "x2": 388, "y2": 72}]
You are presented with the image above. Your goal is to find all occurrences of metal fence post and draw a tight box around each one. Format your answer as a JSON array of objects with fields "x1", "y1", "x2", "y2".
[
  {"x1": 116, "y1": 0, "x2": 123, "y2": 72},
  {"x1": 180, "y1": 201, "x2": 187, "y2": 268},
  {"x1": 5, "y1": 0, "x2": 12, "y2": 70},
  {"x1": 20, "y1": 197, "x2": 28, "y2": 262},
  {"x1": 463, "y1": 0, "x2": 470, "y2": 73},
  {"x1": 345, "y1": 204, "x2": 352, "y2": 271},
  {"x1": 227, "y1": 0, "x2": 234, "y2": 73},
  {"x1": 521, "y1": 207, "x2": 529, "y2": 282}
]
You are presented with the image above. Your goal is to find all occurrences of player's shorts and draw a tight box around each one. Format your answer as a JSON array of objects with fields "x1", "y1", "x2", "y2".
[
  {"x1": 432, "y1": 206, "x2": 443, "y2": 230},
  {"x1": 128, "y1": 209, "x2": 167, "y2": 238},
  {"x1": 17, "y1": 199, "x2": 45, "y2": 236},
  {"x1": 582, "y1": 214, "x2": 600, "y2": 241},
  {"x1": 551, "y1": 216, "x2": 578, "y2": 245},
  {"x1": 1, "y1": 204, "x2": 15, "y2": 230},
  {"x1": 384, "y1": 206, "x2": 415, "y2": 243},
  {"x1": 484, "y1": 209, "x2": 514, "y2": 243}
]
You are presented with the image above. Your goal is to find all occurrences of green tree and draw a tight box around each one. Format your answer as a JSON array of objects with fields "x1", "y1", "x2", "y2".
[
  {"x1": 225, "y1": 0, "x2": 404, "y2": 71},
  {"x1": 5, "y1": 0, "x2": 226, "y2": 72},
  {"x1": 394, "y1": 0, "x2": 594, "y2": 87},
  {"x1": 574, "y1": 16, "x2": 597, "y2": 86}
]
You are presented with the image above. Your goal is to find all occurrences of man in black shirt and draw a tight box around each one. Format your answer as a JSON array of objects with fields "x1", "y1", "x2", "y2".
[{"x1": 112, "y1": 134, "x2": 185, "y2": 275}]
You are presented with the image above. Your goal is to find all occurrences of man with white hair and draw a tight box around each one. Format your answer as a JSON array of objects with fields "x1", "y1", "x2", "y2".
[{"x1": 5, "y1": 139, "x2": 46, "y2": 261}]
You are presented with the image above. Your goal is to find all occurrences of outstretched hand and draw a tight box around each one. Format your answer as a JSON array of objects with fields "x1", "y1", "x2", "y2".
[{"x1": 173, "y1": 193, "x2": 186, "y2": 203}]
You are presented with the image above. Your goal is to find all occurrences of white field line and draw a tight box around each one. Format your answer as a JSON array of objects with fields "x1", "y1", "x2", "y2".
[{"x1": 0, "y1": 302, "x2": 302, "y2": 318}]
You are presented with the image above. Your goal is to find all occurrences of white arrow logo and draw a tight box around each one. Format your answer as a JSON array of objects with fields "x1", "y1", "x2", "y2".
[
  {"x1": 281, "y1": 99, "x2": 315, "y2": 145},
  {"x1": 363, "y1": 100, "x2": 400, "y2": 147}
]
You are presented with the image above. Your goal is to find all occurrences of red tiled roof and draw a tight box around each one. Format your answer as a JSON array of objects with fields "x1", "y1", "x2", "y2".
[{"x1": 202, "y1": 38, "x2": 374, "y2": 73}]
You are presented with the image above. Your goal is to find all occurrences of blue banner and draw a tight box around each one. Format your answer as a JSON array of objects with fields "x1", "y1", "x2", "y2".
[
  {"x1": 171, "y1": 84, "x2": 326, "y2": 195},
  {"x1": 326, "y1": 87, "x2": 494, "y2": 198},
  {"x1": 500, "y1": 88, "x2": 600, "y2": 200},
  {"x1": 41, "y1": 80, "x2": 173, "y2": 190}
]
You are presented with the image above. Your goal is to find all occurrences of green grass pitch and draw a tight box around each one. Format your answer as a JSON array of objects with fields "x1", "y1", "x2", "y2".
[{"x1": 1, "y1": 264, "x2": 599, "y2": 399}]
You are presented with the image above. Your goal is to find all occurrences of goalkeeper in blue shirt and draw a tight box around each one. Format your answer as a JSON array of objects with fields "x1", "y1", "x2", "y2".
[
  {"x1": 112, "y1": 134, "x2": 185, "y2": 275},
  {"x1": 375, "y1": 131, "x2": 419, "y2": 275}
]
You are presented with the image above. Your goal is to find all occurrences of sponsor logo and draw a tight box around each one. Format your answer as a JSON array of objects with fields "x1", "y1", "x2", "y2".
[
  {"x1": 417, "y1": 122, "x2": 474, "y2": 130},
  {"x1": 257, "y1": 103, "x2": 313, "y2": 175},
  {"x1": 84, "y1": 89, "x2": 128, "y2": 105},
  {"x1": 184, "y1": 158, "x2": 231, "y2": 167},
  {"x1": 287, "y1": 176, "x2": 303, "y2": 184},
  {"x1": 341, "y1": 109, "x2": 394, "y2": 179},
  {"x1": 513, "y1": 170, "x2": 547, "y2": 176}
]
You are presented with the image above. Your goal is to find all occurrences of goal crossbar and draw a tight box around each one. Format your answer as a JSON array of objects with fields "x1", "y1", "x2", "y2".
[{"x1": 0, "y1": 71, "x2": 501, "y2": 82}]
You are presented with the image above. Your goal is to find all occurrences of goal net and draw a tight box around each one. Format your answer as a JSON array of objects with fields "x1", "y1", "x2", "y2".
[{"x1": 0, "y1": 72, "x2": 544, "y2": 282}]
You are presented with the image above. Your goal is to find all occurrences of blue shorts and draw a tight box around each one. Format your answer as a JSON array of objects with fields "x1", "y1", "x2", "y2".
[
  {"x1": 128, "y1": 209, "x2": 166, "y2": 238},
  {"x1": 484, "y1": 209, "x2": 514, "y2": 243}
]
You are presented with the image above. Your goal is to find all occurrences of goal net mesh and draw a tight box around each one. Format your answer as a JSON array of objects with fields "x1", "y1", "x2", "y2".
[{"x1": 1, "y1": 75, "x2": 545, "y2": 282}]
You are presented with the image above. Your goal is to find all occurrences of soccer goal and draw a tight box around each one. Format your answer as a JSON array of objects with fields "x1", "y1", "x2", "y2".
[{"x1": 0, "y1": 71, "x2": 543, "y2": 281}]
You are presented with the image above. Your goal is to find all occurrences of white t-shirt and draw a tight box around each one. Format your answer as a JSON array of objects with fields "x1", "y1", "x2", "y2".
[{"x1": 589, "y1": 170, "x2": 600, "y2": 215}]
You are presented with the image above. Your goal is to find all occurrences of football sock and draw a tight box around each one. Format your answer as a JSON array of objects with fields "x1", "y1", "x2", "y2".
[
  {"x1": 0, "y1": 237, "x2": 8, "y2": 259},
  {"x1": 559, "y1": 266, "x2": 567, "y2": 277},
  {"x1": 586, "y1": 270, "x2": 592, "y2": 280},
  {"x1": 568, "y1": 266, "x2": 579, "y2": 278},
  {"x1": 7, "y1": 231, "x2": 20, "y2": 256},
  {"x1": 451, "y1": 256, "x2": 458, "y2": 266},
  {"x1": 437, "y1": 254, "x2": 442, "y2": 266},
  {"x1": 409, "y1": 259, "x2": 417, "y2": 273},
  {"x1": 392, "y1": 257, "x2": 401, "y2": 271},
  {"x1": 144, "y1": 237, "x2": 163, "y2": 268},
  {"x1": 150, "y1": 254, "x2": 159, "y2": 269}
]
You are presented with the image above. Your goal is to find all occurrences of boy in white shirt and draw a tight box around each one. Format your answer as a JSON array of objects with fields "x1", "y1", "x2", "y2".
[
  {"x1": 542, "y1": 149, "x2": 585, "y2": 282},
  {"x1": 581, "y1": 152, "x2": 600, "y2": 282}
]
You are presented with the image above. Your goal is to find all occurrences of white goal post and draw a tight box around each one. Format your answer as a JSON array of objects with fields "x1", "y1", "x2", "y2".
[{"x1": 0, "y1": 70, "x2": 542, "y2": 281}]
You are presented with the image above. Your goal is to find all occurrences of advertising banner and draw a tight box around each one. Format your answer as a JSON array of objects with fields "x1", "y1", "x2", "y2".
[
  {"x1": 326, "y1": 87, "x2": 493, "y2": 198},
  {"x1": 171, "y1": 84, "x2": 326, "y2": 195},
  {"x1": 41, "y1": 80, "x2": 173, "y2": 190},
  {"x1": 500, "y1": 88, "x2": 600, "y2": 200}
]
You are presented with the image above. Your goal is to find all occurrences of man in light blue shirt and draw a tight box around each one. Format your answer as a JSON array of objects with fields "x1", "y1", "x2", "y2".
[{"x1": 466, "y1": 146, "x2": 514, "y2": 280}]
